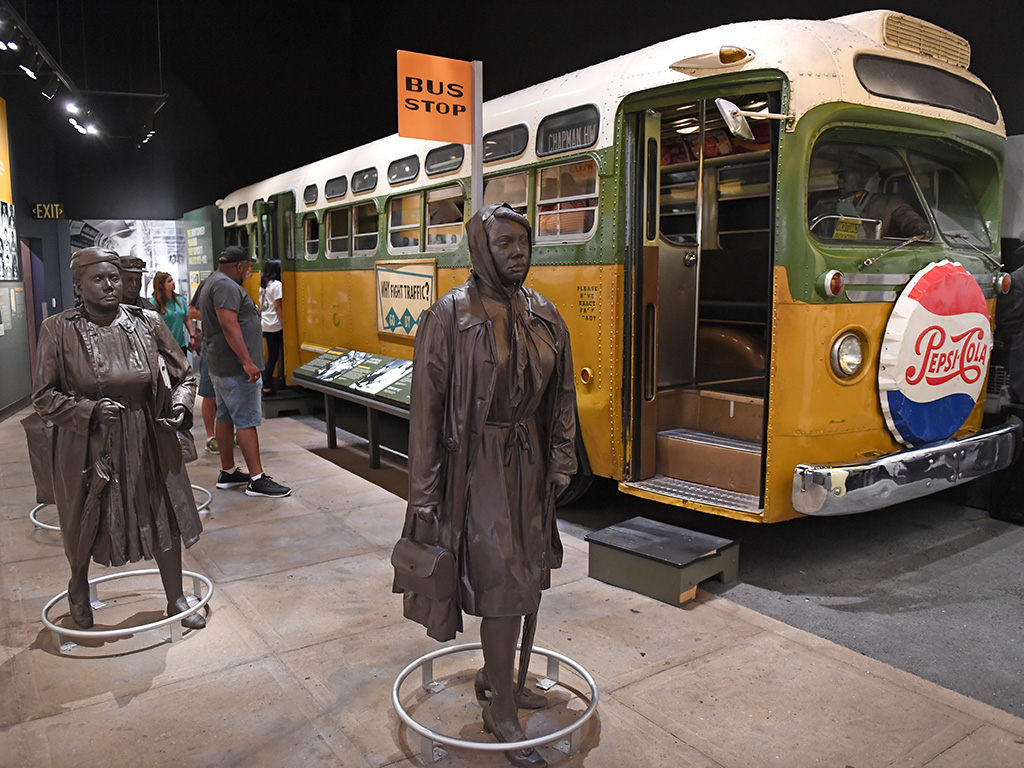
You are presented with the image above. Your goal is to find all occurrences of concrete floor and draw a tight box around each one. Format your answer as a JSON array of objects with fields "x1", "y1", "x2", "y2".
[{"x1": 3, "y1": 406, "x2": 1024, "y2": 767}]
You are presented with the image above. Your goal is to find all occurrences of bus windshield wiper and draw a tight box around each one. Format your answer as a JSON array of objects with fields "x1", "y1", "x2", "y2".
[
  {"x1": 947, "y1": 232, "x2": 1001, "y2": 269},
  {"x1": 860, "y1": 235, "x2": 927, "y2": 269}
]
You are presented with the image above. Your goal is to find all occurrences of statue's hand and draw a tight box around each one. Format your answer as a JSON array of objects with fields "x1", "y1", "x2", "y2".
[
  {"x1": 412, "y1": 505, "x2": 438, "y2": 525},
  {"x1": 94, "y1": 398, "x2": 124, "y2": 425},
  {"x1": 157, "y1": 404, "x2": 186, "y2": 431},
  {"x1": 547, "y1": 472, "x2": 571, "y2": 494}
]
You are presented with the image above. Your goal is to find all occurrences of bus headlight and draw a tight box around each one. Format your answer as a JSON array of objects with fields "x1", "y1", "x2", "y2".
[{"x1": 830, "y1": 332, "x2": 864, "y2": 378}]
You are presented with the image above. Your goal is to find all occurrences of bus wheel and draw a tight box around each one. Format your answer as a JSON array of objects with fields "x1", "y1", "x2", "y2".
[{"x1": 556, "y1": 468, "x2": 593, "y2": 507}]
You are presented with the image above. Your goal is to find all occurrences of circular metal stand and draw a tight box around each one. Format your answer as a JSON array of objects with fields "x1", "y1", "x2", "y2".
[
  {"x1": 32, "y1": 486, "x2": 210, "y2": 532},
  {"x1": 192, "y1": 484, "x2": 213, "y2": 513},
  {"x1": 41, "y1": 568, "x2": 213, "y2": 654},
  {"x1": 392, "y1": 642, "x2": 598, "y2": 764},
  {"x1": 29, "y1": 503, "x2": 60, "y2": 532}
]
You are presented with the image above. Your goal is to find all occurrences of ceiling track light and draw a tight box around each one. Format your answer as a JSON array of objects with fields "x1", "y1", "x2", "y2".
[
  {"x1": 41, "y1": 75, "x2": 59, "y2": 99},
  {"x1": 18, "y1": 51, "x2": 41, "y2": 80}
]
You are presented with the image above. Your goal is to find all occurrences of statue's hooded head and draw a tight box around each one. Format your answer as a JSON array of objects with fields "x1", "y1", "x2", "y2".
[{"x1": 466, "y1": 202, "x2": 532, "y2": 298}]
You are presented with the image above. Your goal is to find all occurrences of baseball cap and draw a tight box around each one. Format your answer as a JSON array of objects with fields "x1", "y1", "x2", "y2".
[{"x1": 219, "y1": 245, "x2": 255, "y2": 264}]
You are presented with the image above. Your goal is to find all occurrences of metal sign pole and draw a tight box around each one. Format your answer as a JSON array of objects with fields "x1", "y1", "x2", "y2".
[{"x1": 471, "y1": 60, "x2": 483, "y2": 215}]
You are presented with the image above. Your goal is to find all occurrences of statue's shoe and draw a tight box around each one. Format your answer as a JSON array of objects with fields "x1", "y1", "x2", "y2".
[
  {"x1": 67, "y1": 584, "x2": 93, "y2": 629},
  {"x1": 168, "y1": 596, "x2": 206, "y2": 629},
  {"x1": 475, "y1": 667, "x2": 548, "y2": 709},
  {"x1": 481, "y1": 704, "x2": 547, "y2": 768}
]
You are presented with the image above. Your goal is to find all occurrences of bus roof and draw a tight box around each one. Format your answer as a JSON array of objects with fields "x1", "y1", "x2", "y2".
[{"x1": 219, "y1": 10, "x2": 1002, "y2": 223}]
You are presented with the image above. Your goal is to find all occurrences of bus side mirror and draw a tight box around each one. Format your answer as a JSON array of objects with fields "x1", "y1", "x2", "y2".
[{"x1": 715, "y1": 98, "x2": 792, "y2": 140}]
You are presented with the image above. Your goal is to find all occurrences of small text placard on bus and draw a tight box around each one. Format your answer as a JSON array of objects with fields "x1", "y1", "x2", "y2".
[
  {"x1": 397, "y1": 50, "x2": 472, "y2": 144},
  {"x1": 376, "y1": 259, "x2": 437, "y2": 338}
]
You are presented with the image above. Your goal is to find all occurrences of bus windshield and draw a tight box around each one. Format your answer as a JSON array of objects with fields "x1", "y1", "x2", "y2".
[
  {"x1": 907, "y1": 152, "x2": 992, "y2": 250},
  {"x1": 807, "y1": 139, "x2": 991, "y2": 250}
]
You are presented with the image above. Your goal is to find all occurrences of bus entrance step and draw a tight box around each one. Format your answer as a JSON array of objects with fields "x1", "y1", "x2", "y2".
[
  {"x1": 261, "y1": 390, "x2": 317, "y2": 419},
  {"x1": 585, "y1": 516, "x2": 738, "y2": 606},
  {"x1": 656, "y1": 429, "x2": 761, "y2": 496},
  {"x1": 619, "y1": 475, "x2": 762, "y2": 515}
]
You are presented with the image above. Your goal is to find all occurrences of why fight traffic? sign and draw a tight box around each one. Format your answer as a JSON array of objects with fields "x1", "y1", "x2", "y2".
[{"x1": 397, "y1": 50, "x2": 473, "y2": 144}]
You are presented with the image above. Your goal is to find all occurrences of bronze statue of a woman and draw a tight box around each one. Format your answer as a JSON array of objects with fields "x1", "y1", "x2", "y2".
[
  {"x1": 399, "y1": 203, "x2": 578, "y2": 767},
  {"x1": 33, "y1": 248, "x2": 205, "y2": 630}
]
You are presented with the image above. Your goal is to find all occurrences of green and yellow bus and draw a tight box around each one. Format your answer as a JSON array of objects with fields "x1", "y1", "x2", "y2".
[{"x1": 218, "y1": 10, "x2": 1019, "y2": 523}]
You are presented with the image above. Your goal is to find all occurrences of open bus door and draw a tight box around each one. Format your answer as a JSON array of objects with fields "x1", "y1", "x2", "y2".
[
  {"x1": 624, "y1": 88, "x2": 779, "y2": 517},
  {"x1": 627, "y1": 109, "x2": 667, "y2": 480},
  {"x1": 255, "y1": 192, "x2": 295, "y2": 263},
  {"x1": 254, "y1": 192, "x2": 297, "y2": 377}
]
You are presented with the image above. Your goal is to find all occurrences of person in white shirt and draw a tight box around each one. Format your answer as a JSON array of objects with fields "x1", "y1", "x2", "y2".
[{"x1": 260, "y1": 260, "x2": 284, "y2": 394}]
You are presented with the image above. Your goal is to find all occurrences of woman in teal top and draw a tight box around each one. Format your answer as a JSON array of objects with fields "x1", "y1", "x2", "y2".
[{"x1": 151, "y1": 272, "x2": 194, "y2": 354}]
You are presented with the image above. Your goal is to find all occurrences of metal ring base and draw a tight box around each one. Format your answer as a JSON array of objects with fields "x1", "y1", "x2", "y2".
[
  {"x1": 192, "y1": 484, "x2": 213, "y2": 513},
  {"x1": 29, "y1": 503, "x2": 60, "y2": 532},
  {"x1": 32, "y1": 485, "x2": 211, "y2": 533},
  {"x1": 392, "y1": 642, "x2": 598, "y2": 764},
  {"x1": 41, "y1": 568, "x2": 214, "y2": 654}
]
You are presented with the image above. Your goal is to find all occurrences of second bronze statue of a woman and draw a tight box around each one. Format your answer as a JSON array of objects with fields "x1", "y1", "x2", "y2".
[
  {"x1": 33, "y1": 248, "x2": 205, "y2": 631},
  {"x1": 399, "y1": 203, "x2": 578, "y2": 768}
]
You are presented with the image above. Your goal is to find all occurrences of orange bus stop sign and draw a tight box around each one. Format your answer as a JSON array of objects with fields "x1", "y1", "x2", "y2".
[{"x1": 397, "y1": 50, "x2": 473, "y2": 144}]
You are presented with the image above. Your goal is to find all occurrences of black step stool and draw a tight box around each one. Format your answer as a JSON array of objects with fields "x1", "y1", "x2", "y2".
[{"x1": 585, "y1": 517, "x2": 739, "y2": 606}]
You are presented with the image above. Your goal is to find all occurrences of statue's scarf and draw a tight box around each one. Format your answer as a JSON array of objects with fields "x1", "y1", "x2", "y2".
[{"x1": 465, "y1": 203, "x2": 541, "y2": 410}]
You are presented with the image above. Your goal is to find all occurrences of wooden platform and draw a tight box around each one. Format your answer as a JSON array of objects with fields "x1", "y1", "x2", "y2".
[{"x1": 585, "y1": 517, "x2": 739, "y2": 606}]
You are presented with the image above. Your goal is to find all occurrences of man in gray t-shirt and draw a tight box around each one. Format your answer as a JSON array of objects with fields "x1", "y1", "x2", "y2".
[
  {"x1": 198, "y1": 246, "x2": 290, "y2": 498},
  {"x1": 201, "y1": 267, "x2": 264, "y2": 377}
]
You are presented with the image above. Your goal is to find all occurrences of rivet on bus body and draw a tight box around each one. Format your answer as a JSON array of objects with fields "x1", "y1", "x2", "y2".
[{"x1": 580, "y1": 367, "x2": 593, "y2": 385}]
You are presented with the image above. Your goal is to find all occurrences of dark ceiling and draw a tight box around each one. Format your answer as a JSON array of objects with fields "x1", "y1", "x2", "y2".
[{"x1": 4, "y1": 0, "x2": 1023, "y2": 219}]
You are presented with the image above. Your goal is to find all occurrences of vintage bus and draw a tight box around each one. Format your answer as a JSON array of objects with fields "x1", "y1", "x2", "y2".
[{"x1": 218, "y1": 10, "x2": 1020, "y2": 523}]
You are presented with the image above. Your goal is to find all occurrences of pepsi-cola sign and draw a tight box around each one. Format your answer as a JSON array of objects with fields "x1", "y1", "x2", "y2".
[{"x1": 878, "y1": 260, "x2": 991, "y2": 447}]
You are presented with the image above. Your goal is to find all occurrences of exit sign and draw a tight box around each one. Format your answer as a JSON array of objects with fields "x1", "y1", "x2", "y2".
[{"x1": 30, "y1": 202, "x2": 64, "y2": 219}]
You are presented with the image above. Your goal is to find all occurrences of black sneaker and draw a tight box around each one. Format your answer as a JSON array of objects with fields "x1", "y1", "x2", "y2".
[
  {"x1": 245, "y1": 475, "x2": 291, "y2": 498},
  {"x1": 216, "y1": 468, "x2": 251, "y2": 489}
]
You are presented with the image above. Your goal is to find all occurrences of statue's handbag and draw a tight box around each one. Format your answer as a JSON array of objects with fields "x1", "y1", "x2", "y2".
[{"x1": 391, "y1": 536, "x2": 456, "y2": 602}]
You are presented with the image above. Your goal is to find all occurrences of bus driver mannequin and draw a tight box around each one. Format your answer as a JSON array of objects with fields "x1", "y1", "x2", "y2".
[
  {"x1": 398, "y1": 203, "x2": 578, "y2": 768},
  {"x1": 811, "y1": 152, "x2": 930, "y2": 240}
]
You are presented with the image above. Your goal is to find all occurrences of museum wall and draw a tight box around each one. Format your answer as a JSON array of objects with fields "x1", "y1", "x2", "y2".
[{"x1": 0, "y1": 84, "x2": 184, "y2": 417}]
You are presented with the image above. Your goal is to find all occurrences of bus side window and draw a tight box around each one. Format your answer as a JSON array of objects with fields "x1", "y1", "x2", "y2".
[
  {"x1": 535, "y1": 159, "x2": 597, "y2": 240},
  {"x1": 304, "y1": 214, "x2": 320, "y2": 260},
  {"x1": 483, "y1": 172, "x2": 528, "y2": 214},
  {"x1": 326, "y1": 208, "x2": 349, "y2": 258},
  {"x1": 353, "y1": 203, "x2": 379, "y2": 255},
  {"x1": 427, "y1": 185, "x2": 465, "y2": 250},
  {"x1": 389, "y1": 193, "x2": 421, "y2": 252}
]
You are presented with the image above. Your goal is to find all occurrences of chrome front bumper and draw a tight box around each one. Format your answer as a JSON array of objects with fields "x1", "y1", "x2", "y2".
[{"x1": 792, "y1": 417, "x2": 1022, "y2": 516}]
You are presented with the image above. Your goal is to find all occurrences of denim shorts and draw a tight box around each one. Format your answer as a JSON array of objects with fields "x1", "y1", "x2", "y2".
[
  {"x1": 197, "y1": 349, "x2": 215, "y2": 399},
  {"x1": 210, "y1": 372, "x2": 262, "y2": 429}
]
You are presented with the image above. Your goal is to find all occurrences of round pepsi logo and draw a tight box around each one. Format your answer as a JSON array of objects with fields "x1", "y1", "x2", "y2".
[{"x1": 878, "y1": 260, "x2": 991, "y2": 447}]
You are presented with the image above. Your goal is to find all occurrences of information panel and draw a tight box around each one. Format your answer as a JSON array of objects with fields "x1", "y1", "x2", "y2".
[{"x1": 376, "y1": 259, "x2": 436, "y2": 338}]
